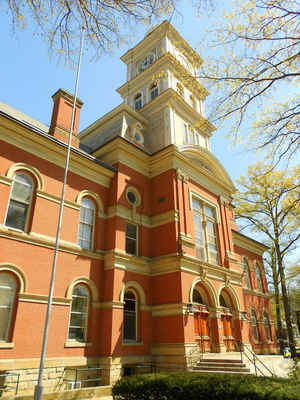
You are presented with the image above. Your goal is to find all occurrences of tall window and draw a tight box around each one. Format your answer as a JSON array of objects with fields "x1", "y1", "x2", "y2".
[
  {"x1": 193, "y1": 198, "x2": 219, "y2": 264},
  {"x1": 68, "y1": 285, "x2": 89, "y2": 342},
  {"x1": 5, "y1": 173, "x2": 34, "y2": 231},
  {"x1": 255, "y1": 263, "x2": 263, "y2": 292},
  {"x1": 263, "y1": 312, "x2": 272, "y2": 341},
  {"x1": 243, "y1": 259, "x2": 252, "y2": 289},
  {"x1": 78, "y1": 198, "x2": 95, "y2": 251},
  {"x1": 126, "y1": 223, "x2": 137, "y2": 255},
  {"x1": 251, "y1": 310, "x2": 260, "y2": 342},
  {"x1": 150, "y1": 82, "x2": 158, "y2": 100},
  {"x1": 0, "y1": 273, "x2": 17, "y2": 341},
  {"x1": 134, "y1": 93, "x2": 142, "y2": 110},
  {"x1": 123, "y1": 290, "x2": 137, "y2": 341},
  {"x1": 183, "y1": 124, "x2": 206, "y2": 147},
  {"x1": 176, "y1": 82, "x2": 184, "y2": 97}
]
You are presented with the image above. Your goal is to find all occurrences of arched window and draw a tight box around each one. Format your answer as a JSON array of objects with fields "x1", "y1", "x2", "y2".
[
  {"x1": 243, "y1": 259, "x2": 251, "y2": 289},
  {"x1": 176, "y1": 83, "x2": 184, "y2": 97},
  {"x1": 192, "y1": 289, "x2": 204, "y2": 305},
  {"x1": 78, "y1": 198, "x2": 95, "y2": 251},
  {"x1": 0, "y1": 273, "x2": 17, "y2": 341},
  {"x1": 150, "y1": 82, "x2": 158, "y2": 100},
  {"x1": 134, "y1": 93, "x2": 142, "y2": 110},
  {"x1": 255, "y1": 263, "x2": 263, "y2": 292},
  {"x1": 123, "y1": 290, "x2": 137, "y2": 341},
  {"x1": 5, "y1": 173, "x2": 34, "y2": 231},
  {"x1": 263, "y1": 312, "x2": 272, "y2": 342},
  {"x1": 251, "y1": 309, "x2": 260, "y2": 342},
  {"x1": 219, "y1": 294, "x2": 227, "y2": 308},
  {"x1": 68, "y1": 285, "x2": 89, "y2": 342}
]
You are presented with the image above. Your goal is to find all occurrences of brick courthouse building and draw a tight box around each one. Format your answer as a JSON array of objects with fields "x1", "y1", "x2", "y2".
[{"x1": 0, "y1": 21, "x2": 277, "y2": 393}]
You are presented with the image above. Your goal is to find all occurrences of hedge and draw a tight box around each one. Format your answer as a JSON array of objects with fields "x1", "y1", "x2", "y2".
[{"x1": 112, "y1": 372, "x2": 300, "y2": 400}]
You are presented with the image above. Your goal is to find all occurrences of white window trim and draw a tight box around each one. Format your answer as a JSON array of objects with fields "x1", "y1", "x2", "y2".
[
  {"x1": 125, "y1": 222, "x2": 138, "y2": 256},
  {"x1": 189, "y1": 190, "x2": 221, "y2": 223},
  {"x1": 77, "y1": 197, "x2": 96, "y2": 252},
  {"x1": 4, "y1": 173, "x2": 34, "y2": 233},
  {"x1": 149, "y1": 81, "x2": 159, "y2": 101},
  {"x1": 122, "y1": 289, "x2": 138, "y2": 343},
  {"x1": 0, "y1": 273, "x2": 17, "y2": 342},
  {"x1": 134, "y1": 92, "x2": 143, "y2": 110},
  {"x1": 191, "y1": 193, "x2": 220, "y2": 265},
  {"x1": 255, "y1": 262, "x2": 264, "y2": 292},
  {"x1": 126, "y1": 186, "x2": 141, "y2": 207},
  {"x1": 243, "y1": 257, "x2": 252, "y2": 290},
  {"x1": 67, "y1": 285, "x2": 90, "y2": 343}
]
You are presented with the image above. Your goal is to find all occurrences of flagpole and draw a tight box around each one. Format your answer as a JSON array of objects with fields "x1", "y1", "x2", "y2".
[{"x1": 34, "y1": 28, "x2": 85, "y2": 400}]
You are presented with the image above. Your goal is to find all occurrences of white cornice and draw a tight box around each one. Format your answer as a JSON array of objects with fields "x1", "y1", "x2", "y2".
[
  {"x1": 232, "y1": 230, "x2": 268, "y2": 256},
  {"x1": 79, "y1": 103, "x2": 148, "y2": 140},
  {"x1": 139, "y1": 88, "x2": 214, "y2": 134},
  {"x1": 118, "y1": 53, "x2": 208, "y2": 100},
  {"x1": 0, "y1": 117, "x2": 114, "y2": 187},
  {"x1": 121, "y1": 21, "x2": 203, "y2": 68}
]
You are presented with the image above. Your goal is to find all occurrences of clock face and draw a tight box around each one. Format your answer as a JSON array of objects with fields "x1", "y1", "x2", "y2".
[{"x1": 139, "y1": 54, "x2": 154, "y2": 72}]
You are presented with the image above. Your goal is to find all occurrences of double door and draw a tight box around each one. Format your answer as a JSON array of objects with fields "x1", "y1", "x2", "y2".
[
  {"x1": 194, "y1": 311, "x2": 211, "y2": 353},
  {"x1": 221, "y1": 314, "x2": 236, "y2": 351}
]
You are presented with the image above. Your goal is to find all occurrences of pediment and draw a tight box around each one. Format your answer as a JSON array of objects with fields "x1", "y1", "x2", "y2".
[{"x1": 181, "y1": 147, "x2": 236, "y2": 193}]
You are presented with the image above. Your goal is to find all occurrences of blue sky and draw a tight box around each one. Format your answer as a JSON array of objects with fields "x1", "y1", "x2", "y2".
[{"x1": 0, "y1": 1, "x2": 261, "y2": 183}]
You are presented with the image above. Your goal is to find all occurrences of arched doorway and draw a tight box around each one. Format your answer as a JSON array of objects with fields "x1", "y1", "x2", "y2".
[
  {"x1": 219, "y1": 289, "x2": 237, "y2": 351},
  {"x1": 192, "y1": 285, "x2": 213, "y2": 353}
]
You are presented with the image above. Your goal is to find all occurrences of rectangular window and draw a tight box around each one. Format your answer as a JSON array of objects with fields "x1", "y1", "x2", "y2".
[
  {"x1": 183, "y1": 125, "x2": 206, "y2": 148},
  {"x1": 78, "y1": 199, "x2": 95, "y2": 250},
  {"x1": 126, "y1": 223, "x2": 137, "y2": 255},
  {"x1": 192, "y1": 198, "x2": 219, "y2": 264}
]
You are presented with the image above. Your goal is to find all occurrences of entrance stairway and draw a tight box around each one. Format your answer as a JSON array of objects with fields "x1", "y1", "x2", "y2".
[{"x1": 191, "y1": 352, "x2": 251, "y2": 375}]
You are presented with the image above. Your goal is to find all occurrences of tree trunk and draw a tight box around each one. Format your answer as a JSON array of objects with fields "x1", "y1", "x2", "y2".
[
  {"x1": 275, "y1": 241, "x2": 296, "y2": 358},
  {"x1": 271, "y1": 248, "x2": 284, "y2": 353}
]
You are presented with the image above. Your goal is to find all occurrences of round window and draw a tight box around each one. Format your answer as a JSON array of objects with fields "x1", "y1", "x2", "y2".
[{"x1": 127, "y1": 191, "x2": 137, "y2": 204}]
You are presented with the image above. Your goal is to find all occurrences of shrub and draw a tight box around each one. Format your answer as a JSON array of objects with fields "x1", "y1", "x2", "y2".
[{"x1": 112, "y1": 372, "x2": 300, "y2": 400}]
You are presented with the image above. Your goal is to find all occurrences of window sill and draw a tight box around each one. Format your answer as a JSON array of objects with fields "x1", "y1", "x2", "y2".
[
  {"x1": 0, "y1": 342, "x2": 14, "y2": 349},
  {"x1": 3, "y1": 225, "x2": 26, "y2": 234},
  {"x1": 64, "y1": 341, "x2": 92, "y2": 348},
  {"x1": 122, "y1": 341, "x2": 143, "y2": 346}
]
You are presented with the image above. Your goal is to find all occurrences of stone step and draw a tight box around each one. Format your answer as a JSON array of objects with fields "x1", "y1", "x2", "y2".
[
  {"x1": 200, "y1": 358, "x2": 242, "y2": 363},
  {"x1": 191, "y1": 369, "x2": 251, "y2": 375},
  {"x1": 197, "y1": 362, "x2": 247, "y2": 368},
  {"x1": 193, "y1": 365, "x2": 250, "y2": 373}
]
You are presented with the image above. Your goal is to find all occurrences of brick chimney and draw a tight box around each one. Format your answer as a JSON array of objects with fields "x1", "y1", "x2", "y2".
[{"x1": 49, "y1": 88, "x2": 83, "y2": 148}]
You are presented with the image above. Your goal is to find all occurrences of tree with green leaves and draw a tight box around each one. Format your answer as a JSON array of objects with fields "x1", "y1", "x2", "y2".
[
  {"x1": 196, "y1": 0, "x2": 300, "y2": 164},
  {"x1": 234, "y1": 162, "x2": 300, "y2": 358}
]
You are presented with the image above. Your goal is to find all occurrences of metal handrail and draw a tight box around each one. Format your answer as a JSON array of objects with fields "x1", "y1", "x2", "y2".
[
  {"x1": 237, "y1": 340, "x2": 275, "y2": 377},
  {"x1": 63, "y1": 367, "x2": 102, "y2": 389},
  {"x1": 0, "y1": 372, "x2": 20, "y2": 396}
]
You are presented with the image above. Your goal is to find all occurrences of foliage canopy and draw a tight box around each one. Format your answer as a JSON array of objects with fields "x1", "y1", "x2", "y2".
[
  {"x1": 198, "y1": 0, "x2": 300, "y2": 164},
  {"x1": 4, "y1": 0, "x2": 175, "y2": 62}
]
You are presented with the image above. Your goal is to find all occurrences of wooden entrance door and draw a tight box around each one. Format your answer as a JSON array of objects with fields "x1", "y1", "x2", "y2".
[
  {"x1": 194, "y1": 310, "x2": 211, "y2": 353},
  {"x1": 221, "y1": 313, "x2": 236, "y2": 351}
]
